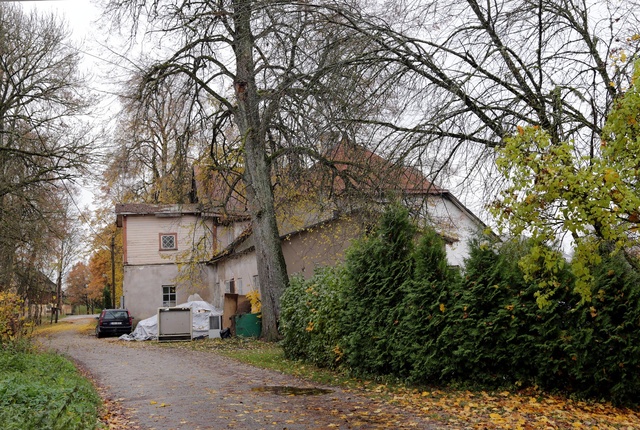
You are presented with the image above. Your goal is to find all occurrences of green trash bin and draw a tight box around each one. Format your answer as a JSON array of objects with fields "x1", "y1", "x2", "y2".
[{"x1": 234, "y1": 313, "x2": 261, "y2": 337}]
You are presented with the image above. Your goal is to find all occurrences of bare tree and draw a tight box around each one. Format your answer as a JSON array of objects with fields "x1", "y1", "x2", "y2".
[
  {"x1": 104, "y1": 73, "x2": 206, "y2": 204},
  {"x1": 0, "y1": 4, "x2": 93, "y2": 293},
  {"x1": 102, "y1": 0, "x2": 640, "y2": 338},
  {"x1": 104, "y1": 0, "x2": 405, "y2": 340},
  {"x1": 337, "y1": 0, "x2": 640, "y2": 201}
]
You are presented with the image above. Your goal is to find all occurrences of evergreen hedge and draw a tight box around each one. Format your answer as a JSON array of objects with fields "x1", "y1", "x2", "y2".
[
  {"x1": 564, "y1": 248, "x2": 640, "y2": 405},
  {"x1": 279, "y1": 205, "x2": 640, "y2": 406},
  {"x1": 280, "y1": 267, "x2": 347, "y2": 369},
  {"x1": 340, "y1": 204, "x2": 416, "y2": 376}
]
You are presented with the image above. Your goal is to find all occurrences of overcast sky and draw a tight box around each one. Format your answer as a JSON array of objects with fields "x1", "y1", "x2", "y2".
[
  {"x1": 19, "y1": 1, "x2": 121, "y2": 210},
  {"x1": 21, "y1": 1, "x2": 100, "y2": 39}
]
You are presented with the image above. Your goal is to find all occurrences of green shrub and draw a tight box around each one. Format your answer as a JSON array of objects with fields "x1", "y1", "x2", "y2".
[
  {"x1": 280, "y1": 267, "x2": 347, "y2": 368},
  {"x1": 564, "y1": 248, "x2": 640, "y2": 405},
  {"x1": 430, "y1": 238, "x2": 575, "y2": 388},
  {"x1": 391, "y1": 227, "x2": 460, "y2": 380},
  {"x1": 281, "y1": 206, "x2": 640, "y2": 406},
  {"x1": 340, "y1": 204, "x2": 416, "y2": 376},
  {"x1": 0, "y1": 345, "x2": 102, "y2": 429}
]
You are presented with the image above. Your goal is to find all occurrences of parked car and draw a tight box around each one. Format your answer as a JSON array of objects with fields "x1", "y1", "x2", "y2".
[{"x1": 95, "y1": 309, "x2": 134, "y2": 338}]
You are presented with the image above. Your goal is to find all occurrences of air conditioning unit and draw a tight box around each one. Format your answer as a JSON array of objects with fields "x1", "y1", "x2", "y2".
[
  {"x1": 209, "y1": 315, "x2": 222, "y2": 338},
  {"x1": 157, "y1": 307, "x2": 192, "y2": 342}
]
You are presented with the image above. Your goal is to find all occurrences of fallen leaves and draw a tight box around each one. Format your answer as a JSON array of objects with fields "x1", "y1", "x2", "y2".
[
  {"x1": 66, "y1": 321, "x2": 640, "y2": 429},
  {"x1": 374, "y1": 386, "x2": 640, "y2": 429}
]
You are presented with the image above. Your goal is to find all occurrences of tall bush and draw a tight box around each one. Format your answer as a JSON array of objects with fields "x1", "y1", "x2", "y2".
[
  {"x1": 280, "y1": 267, "x2": 347, "y2": 368},
  {"x1": 0, "y1": 291, "x2": 27, "y2": 343},
  {"x1": 340, "y1": 204, "x2": 416, "y2": 376},
  {"x1": 428, "y1": 238, "x2": 575, "y2": 388},
  {"x1": 280, "y1": 207, "x2": 640, "y2": 406},
  {"x1": 391, "y1": 227, "x2": 460, "y2": 380},
  {"x1": 565, "y1": 247, "x2": 640, "y2": 405}
]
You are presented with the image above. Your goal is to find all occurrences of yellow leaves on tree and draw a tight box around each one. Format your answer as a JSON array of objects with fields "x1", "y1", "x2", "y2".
[
  {"x1": 492, "y1": 59, "x2": 640, "y2": 303},
  {"x1": 0, "y1": 291, "x2": 26, "y2": 341},
  {"x1": 246, "y1": 289, "x2": 261, "y2": 314},
  {"x1": 88, "y1": 250, "x2": 111, "y2": 302}
]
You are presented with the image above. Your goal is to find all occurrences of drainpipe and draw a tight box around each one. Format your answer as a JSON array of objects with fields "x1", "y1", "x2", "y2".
[{"x1": 111, "y1": 235, "x2": 116, "y2": 308}]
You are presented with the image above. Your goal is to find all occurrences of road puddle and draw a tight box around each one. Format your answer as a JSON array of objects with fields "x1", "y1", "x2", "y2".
[{"x1": 251, "y1": 385, "x2": 332, "y2": 396}]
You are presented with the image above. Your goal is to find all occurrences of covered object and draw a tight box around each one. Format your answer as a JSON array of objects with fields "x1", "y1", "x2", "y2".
[{"x1": 120, "y1": 297, "x2": 222, "y2": 341}]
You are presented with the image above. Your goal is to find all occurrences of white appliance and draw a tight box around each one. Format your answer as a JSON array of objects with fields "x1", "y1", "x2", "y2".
[
  {"x1": 208, "y1": 315, "x2": 222, "y2": 338},
  {"x1": 157, "y1": 307, "x2": 192, "y2": 341}
]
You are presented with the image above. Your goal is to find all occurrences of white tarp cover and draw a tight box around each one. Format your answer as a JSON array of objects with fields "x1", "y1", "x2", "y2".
[{"x1": 120, "y1": 296, "x2": 223, "y2": 341}]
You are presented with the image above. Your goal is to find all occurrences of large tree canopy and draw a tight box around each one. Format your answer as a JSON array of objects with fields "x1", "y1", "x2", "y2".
[
  {"x1": 104, "y1": 0, "x2": 405, "y2": 340},
  {"x1": 0, "y1": 4, "x2": 92, "y2": 293},
  {"x1": 101, "y1": 0, "x2": 640, "y2": 336},
  {"x1": 343, "y1": 0, "x2": 640, "y2": 198}
]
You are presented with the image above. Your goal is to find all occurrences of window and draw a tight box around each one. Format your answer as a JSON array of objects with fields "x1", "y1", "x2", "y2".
[
  {"x1": 225, "y1": 279, "x2": 235, "y2": 294},
  {"x1": 162, "y1": 285, "x2": 176, "y2": 307},
  {"x1": 159, "y1": 233, "x2": 177, "y2": 250},
  {"x1": 236, "y1": 278, "x2": 243, "y2": 295}
]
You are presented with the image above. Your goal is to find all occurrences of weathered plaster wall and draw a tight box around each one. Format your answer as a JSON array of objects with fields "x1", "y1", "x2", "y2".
[
  {"x1": 282, "y1": 216, "x2": 362, "y2": 279},
  {"x1": 123, "y1": 263, "x2": 219, "y2": 322}
]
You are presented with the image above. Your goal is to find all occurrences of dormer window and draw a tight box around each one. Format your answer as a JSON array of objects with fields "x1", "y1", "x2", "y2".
[{"x1": 159, "y1": 233, "x2": 177, "y2": 250}]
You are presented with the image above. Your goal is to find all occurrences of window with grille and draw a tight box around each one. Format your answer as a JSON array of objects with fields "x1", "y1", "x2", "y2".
[
  {"x1": 162, "y1": 285, "x2": 176, "y2": 307},
  {"x1": 159, "y1": 233, "x2": 177, "y2": 250}
]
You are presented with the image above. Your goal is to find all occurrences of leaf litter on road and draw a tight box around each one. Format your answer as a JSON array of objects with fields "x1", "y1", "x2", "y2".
[{"x1": 40, "y1": 320, "x2": 640, "y2": 429}]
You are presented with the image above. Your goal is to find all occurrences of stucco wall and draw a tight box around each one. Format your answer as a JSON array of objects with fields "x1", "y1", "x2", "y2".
[
  {"x1": 282, "y1": 216, "x2": 362, "y2": 279},
  {"x1": 426, "y1": 195, "x2": 483, "y2": 267},
  {"x1": 214, "y1": 253, "x2": 259, "y2": 296},
  {"x1": 119, "y1": 194, "x2": 486, "y2": 322},
  {"x1": 123, "y1": 263, "x2": 220, "y2": 322}
]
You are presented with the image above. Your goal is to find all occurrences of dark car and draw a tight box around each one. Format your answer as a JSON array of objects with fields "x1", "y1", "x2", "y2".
[{"x1": 95, "y1": 309, "x2": 134, "y2": 338}]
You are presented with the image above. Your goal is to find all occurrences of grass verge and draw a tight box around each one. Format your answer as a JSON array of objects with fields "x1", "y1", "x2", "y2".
[{"x1": 0, "y1": 340, "x2": 103, "y2": 430}]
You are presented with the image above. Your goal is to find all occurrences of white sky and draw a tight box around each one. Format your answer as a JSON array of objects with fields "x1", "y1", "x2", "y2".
[
  {"x1": 21, "y1": 1, "x2": 99, "y2": 36},
  {"x1": 20, "y1": 1, "x2": 123, "y2": 90},
  {"x1": 19, "y1": 1, "x2": 120, "y2": 213}
]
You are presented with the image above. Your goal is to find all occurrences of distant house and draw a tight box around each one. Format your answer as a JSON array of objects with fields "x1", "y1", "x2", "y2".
[
  {"x1": 14, "y1": 266, "x2": 57, "y2": 323},
  {"x1": 116, "y1": 143, "x2": 488, "y2": 321}
]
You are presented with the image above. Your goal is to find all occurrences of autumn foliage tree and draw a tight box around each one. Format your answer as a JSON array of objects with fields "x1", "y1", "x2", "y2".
[
  {"x1": 87, "y1": 251, "x2": 111, "y2": 309},
  {"x1": 66, "y1": 262, "x2": 96, "y2": 314},
  {"x1": 491, "y1": 60, "x2": 640, "y2": 303}
]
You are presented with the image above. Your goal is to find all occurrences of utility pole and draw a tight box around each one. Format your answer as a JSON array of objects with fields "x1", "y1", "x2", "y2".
[
  {"x1": 111, "y1": 235, "x2": 116, "y2": 308},
  {"x1": 55, "y1": 241, "x2": 64, "y2": 323}
]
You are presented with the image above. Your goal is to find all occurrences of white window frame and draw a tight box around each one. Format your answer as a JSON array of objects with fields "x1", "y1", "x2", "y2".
[
  {"x1": 224, "y1": 279, "x2": 236, "y2": 294},
  {"x1": 236, "y1": 278, "x2": 243, "y2": 295},
  {"x1": 162, "y1": 285, "x2": 176, "y2": 307}
]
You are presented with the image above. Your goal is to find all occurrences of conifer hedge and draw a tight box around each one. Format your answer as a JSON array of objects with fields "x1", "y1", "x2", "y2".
[
  {"x1": 280, "y1": 266, "x2": 346, "y2": 368},
  {"x1": 279, "y1": 205, "x2": 640, "y2": 406}
]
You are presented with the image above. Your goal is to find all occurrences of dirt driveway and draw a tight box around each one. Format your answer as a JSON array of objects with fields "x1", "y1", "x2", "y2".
[{"x1": 38, "y1": 317, "x2": 440, "y2": 430}]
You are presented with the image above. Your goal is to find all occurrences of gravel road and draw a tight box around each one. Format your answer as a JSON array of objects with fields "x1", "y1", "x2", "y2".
[{"x1": 39, "y1": 317, "x2": 439, "y2": 430}]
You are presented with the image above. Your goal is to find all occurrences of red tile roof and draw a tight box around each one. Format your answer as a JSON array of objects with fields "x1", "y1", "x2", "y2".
[{"x1": 317, "y1": 140, "x2": 446, "y2": 197}]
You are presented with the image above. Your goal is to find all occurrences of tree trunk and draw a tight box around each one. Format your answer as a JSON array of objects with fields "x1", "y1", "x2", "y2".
[{"x1": 232, "y1": 0, "x2": 289, "y2": 341}]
